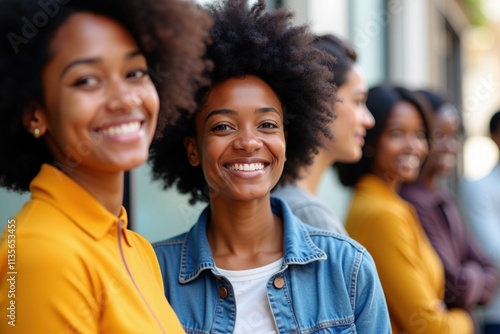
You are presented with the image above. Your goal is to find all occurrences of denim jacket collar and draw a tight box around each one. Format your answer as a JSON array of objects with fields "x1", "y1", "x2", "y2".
[{"x1": 178, "y1": 197, "x2": 327, "y2": 283}]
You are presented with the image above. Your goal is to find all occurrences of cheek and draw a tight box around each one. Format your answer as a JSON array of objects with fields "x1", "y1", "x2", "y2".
[
  {"x1": 419, "y1": 140, "x2": 429, "y2": 157},
  {"x1": 335, "y1": 105, "x2": 358, "y2": 134},
  {"x1": 270, "y1": 136, "x2": 287, "y2": 159},
  {"x1": 141, "y1": 83, "x2": 160, "y2": 118},
  {"x1": 199, "y1": 138, "x2": 222, "y2": 170},
  {"x1": 46, "y1": 91, "x2": 95, "y2": 133},
  {"x1": 374, "y1": 145, "x2": 396, "y2": 170}
]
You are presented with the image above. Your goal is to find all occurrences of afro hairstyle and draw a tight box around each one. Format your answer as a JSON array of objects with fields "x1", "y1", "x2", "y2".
[
  {"x1": 149, "y1": 0, "x2": 336, "y2": 204},
  {"x1": 0, "y1": 0, "x2": 211, "y2": 192}
]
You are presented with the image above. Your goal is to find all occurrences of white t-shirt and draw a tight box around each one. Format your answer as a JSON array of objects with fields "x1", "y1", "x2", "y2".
[{"x1": 217, "y1": 258, "x2": 283, "y2": 334}]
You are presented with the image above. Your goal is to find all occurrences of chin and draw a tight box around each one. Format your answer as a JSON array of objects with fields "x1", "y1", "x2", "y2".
[
  {"x1": 119, "y1": 156, "x2": 148, "y2": 171},
  {"x1": 337, "y1": 150, "x2": 361, "y2": 163}
]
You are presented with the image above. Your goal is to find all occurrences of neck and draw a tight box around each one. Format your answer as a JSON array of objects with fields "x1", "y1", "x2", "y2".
[
  {"x1": 295, "y1": 149, "x2": 333, "y2": 195},
  {"x1": 417, "y1": 173, "x2": 436, "y2": 189},
  {"x1": 207, "y1": 196, "x2": 283, "y2": 270},
  {"x1": 64, "y1": 167, "x2": 125, "y2": 216},
  {"x1": 371, "y1": 171, "x2": 401, "y2": 193}
]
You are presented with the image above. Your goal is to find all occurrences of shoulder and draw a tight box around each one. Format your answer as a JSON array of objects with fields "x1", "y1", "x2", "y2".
[
  {"x1": 153, "y1": 232, "x2": 189, "y2": 257},
  {"x1": 305, "y1": 224, "x2": 367, "y2": 255},
  {"x1": 399, "y1": 183, "x2": 431, "y2": 205},
  {"x1": 350, "y1": 192, "x2": 415, "y2": 225},
  {"x1": 272, "y1": 184, "x2": 311, "y2": 208},
  {"x1": 346, "y1": 195, "x2": 420, "y2": 247},
  {"x1": 304, "y1": 226, "x2": 380, "y2": 282},
  {"x1": 12, "y1": 199, "x2": 87, "y2": 249}
]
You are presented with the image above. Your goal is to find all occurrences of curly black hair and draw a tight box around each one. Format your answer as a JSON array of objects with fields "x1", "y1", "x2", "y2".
[
  {"x1": 336, "y1": 84, "x2": 431, "y2": 187},
  {"x1": 0, "y1": 0, "x2": 211, "y2": 192},
  {"x1": 149, "y1": 0, "x2": 336, "y2": 204}
]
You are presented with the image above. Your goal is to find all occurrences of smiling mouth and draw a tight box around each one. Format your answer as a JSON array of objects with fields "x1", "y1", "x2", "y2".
[
  {"x1": 226, "y1": 163, "x2": 266, "y2": 171},
  {"x1": 98, "y1": 121, "x2": 141, "y2": 136},
  {"x1": 398, "y1": 155, "x2": 421, "y2": 169}
]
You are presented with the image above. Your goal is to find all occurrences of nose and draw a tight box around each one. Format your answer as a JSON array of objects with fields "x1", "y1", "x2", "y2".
[
  {"x1": 105, "y1": 79, "x2": 142, "y2": 111},
  {"x1": 361, "y1": 106, "x2": 375, "y2": 129},
  {"x1": 232, "y1": 127, "x2": 263, "y2": 153}
]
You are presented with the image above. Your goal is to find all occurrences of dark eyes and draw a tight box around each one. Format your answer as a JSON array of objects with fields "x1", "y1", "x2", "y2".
[
  {"x1": 73, "y1": 76, "x2": 99, "y2": 87},
  {"x1": 389, "y1": 129, "x2": 426, "y2": 140},
  {"x1": 260, "y1": 122, "x2": 278, "y2": 129},
  {"x1": 211, "y1": 123, "x2": 233, "y2": 132},
  {"x1": 210, "y1": 121, "x2": 279, "y2": 133},
  {"x1": 126, "y1": 69, "x2": 149, "y2": 79},
  {"x1": 72, "y1": 68, "x2": 149, "y2": 88}
]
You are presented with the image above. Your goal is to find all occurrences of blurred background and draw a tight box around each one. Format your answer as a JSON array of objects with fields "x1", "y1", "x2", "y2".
[{"x1": 1, "y1": 0, "x2": 499, "y2": 241}]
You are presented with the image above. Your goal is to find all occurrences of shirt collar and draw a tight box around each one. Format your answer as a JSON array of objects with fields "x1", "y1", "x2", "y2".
[
  {"x1": 357, "y1": 174, "x2": 406, "y2": 203},
  {"x1": 357, "y1": 174, "x2": 419, "y2": 217},
  {"x1": 30, "y1": 164, "x2": 132, "y2": 246},
  {"x1": 178, "y1": 197, "x2": 326, "y2": 283}
]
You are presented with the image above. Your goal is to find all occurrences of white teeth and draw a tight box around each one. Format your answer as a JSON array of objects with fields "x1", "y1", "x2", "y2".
[
  {"x1": 229, "y1": 163, "x2": 265, "y2": 171},
  {"x1": 99, "y1": 121, "x2": 141, "y2": 136},
  {"x1": 399, "y1": 155, "x2": 420, "y2": 168}
]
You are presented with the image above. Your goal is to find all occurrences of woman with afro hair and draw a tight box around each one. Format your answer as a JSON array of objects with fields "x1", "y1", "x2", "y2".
[
  {"x1": 150, "y1": 1, "x2": 390, "y2": 333},
  {"x1": 0, "y1": 0, "x2": 210, "y2": 332}
]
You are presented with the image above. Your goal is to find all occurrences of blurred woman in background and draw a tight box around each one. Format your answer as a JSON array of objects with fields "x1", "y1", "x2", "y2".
[
  {"x1": 273, "y1": 34, "x2": 374, "y2": 235},
  {"x1": 338, "y1": 84, "x2": 474, "y2": 333},
  {"x1": 401, "y1": 89, "x2": 498, "y2": 333}
]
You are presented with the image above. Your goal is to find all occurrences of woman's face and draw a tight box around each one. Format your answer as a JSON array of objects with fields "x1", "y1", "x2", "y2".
[
  {"x1": 425, "y1": 105, "x2": 461, "y2": 175},
  {"x1": 185, "y1": 75, "x2": 286, "y2": 202},
  {"x1": 35, "y1": 13, "x2": 159, "y2": 174},
  {"x1": 327, "y1": 64, "x2": 374, "y2": 163},
  {"x1": 372, "y1": 101, "x2": 428, "y2": 184}
]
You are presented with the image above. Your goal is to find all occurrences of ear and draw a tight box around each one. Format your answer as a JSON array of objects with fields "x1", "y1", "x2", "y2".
[
  {"x1": 184, "y1": 137, "x2": 200, "y2": 166},
  {"x1": 23, "y1": 105, "x2": 48, "y2": 139}
]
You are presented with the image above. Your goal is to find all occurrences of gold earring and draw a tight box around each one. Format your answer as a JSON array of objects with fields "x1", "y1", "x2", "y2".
[{"x1": 33, "y1": 128, "x2": 41, "y2": 139}]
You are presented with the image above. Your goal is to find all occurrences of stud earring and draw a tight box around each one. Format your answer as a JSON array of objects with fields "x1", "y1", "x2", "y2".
[{"x1": 33, "y1": 128, "x2": 41, "y2": 139}]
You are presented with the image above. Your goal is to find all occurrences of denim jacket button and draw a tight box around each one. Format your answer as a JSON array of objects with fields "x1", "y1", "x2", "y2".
[
  {"x1": 219, "y1": 286, "x2": 228, "y2": 298},
  {"x1": 273, "y1": 276, "x2": 285, "y2": 289}
]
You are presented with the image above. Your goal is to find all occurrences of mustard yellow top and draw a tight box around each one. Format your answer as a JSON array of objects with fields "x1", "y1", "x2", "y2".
[
  {"x1": 0, "y1": 164, "x2": 184, "y2": 333},
  {"x1": 345, "y1": 174, "x2": 473, "y2": 334}
]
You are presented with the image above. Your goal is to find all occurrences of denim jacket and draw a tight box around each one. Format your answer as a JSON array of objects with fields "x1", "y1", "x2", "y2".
[{"x1": 154, "y1": 198, "x2": 391, "y2": 333}]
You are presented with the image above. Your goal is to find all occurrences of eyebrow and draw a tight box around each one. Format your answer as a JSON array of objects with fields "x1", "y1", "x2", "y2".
[
  {"x1": 204, "y1": 107, "x2": 281, "y2": 122},
  {"x1": 60, "y1": 50, "x2": 143, "y2": 78}
]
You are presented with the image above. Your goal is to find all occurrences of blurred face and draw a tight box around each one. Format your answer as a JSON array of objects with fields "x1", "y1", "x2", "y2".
[
  {"x1": 327, "y1": 65, "x2": 374, "y2": 163},
  {"x1": 185, "y1": 75, "x2": 286, "y2": 202},
  {"x1": 36, "y1": 13, "x2": 159, "y2": 174},
  {"x1": 425, "y1": 105, "x2": 461, "y2": 175},
  {"x1": 372, "y1": 101, "x2": 428, "y2": 185}
]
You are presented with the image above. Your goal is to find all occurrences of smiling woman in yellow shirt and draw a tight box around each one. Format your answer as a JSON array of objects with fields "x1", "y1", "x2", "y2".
[
  {"x1": 0, "y1": 0, "x2": 210, "y2": 332},
  {"x1": 2, "y1": 165, "x2": 180, "y2": 332}
]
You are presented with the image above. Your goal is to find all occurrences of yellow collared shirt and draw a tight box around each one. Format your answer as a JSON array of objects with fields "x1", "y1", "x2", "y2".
[
  {"x1": 345, "y1": 174, "x2": 473, "y2": 334},
  {"x1": 0, "y1": 164, "x2": 184, "y2": 333}
]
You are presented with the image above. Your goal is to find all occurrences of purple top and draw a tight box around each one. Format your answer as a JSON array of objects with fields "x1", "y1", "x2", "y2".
[{"x1": 400, "y1": 182, "x2": 498, "y2": 310}]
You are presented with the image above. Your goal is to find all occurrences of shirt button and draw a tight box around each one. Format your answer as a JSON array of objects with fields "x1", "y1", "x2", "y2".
[
  {"x1": 274, "y1": 277, "x2": 285, "y2": 289},
  {"x1": 219, "y1": 286, "x2": 228, "y2": 299}
]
